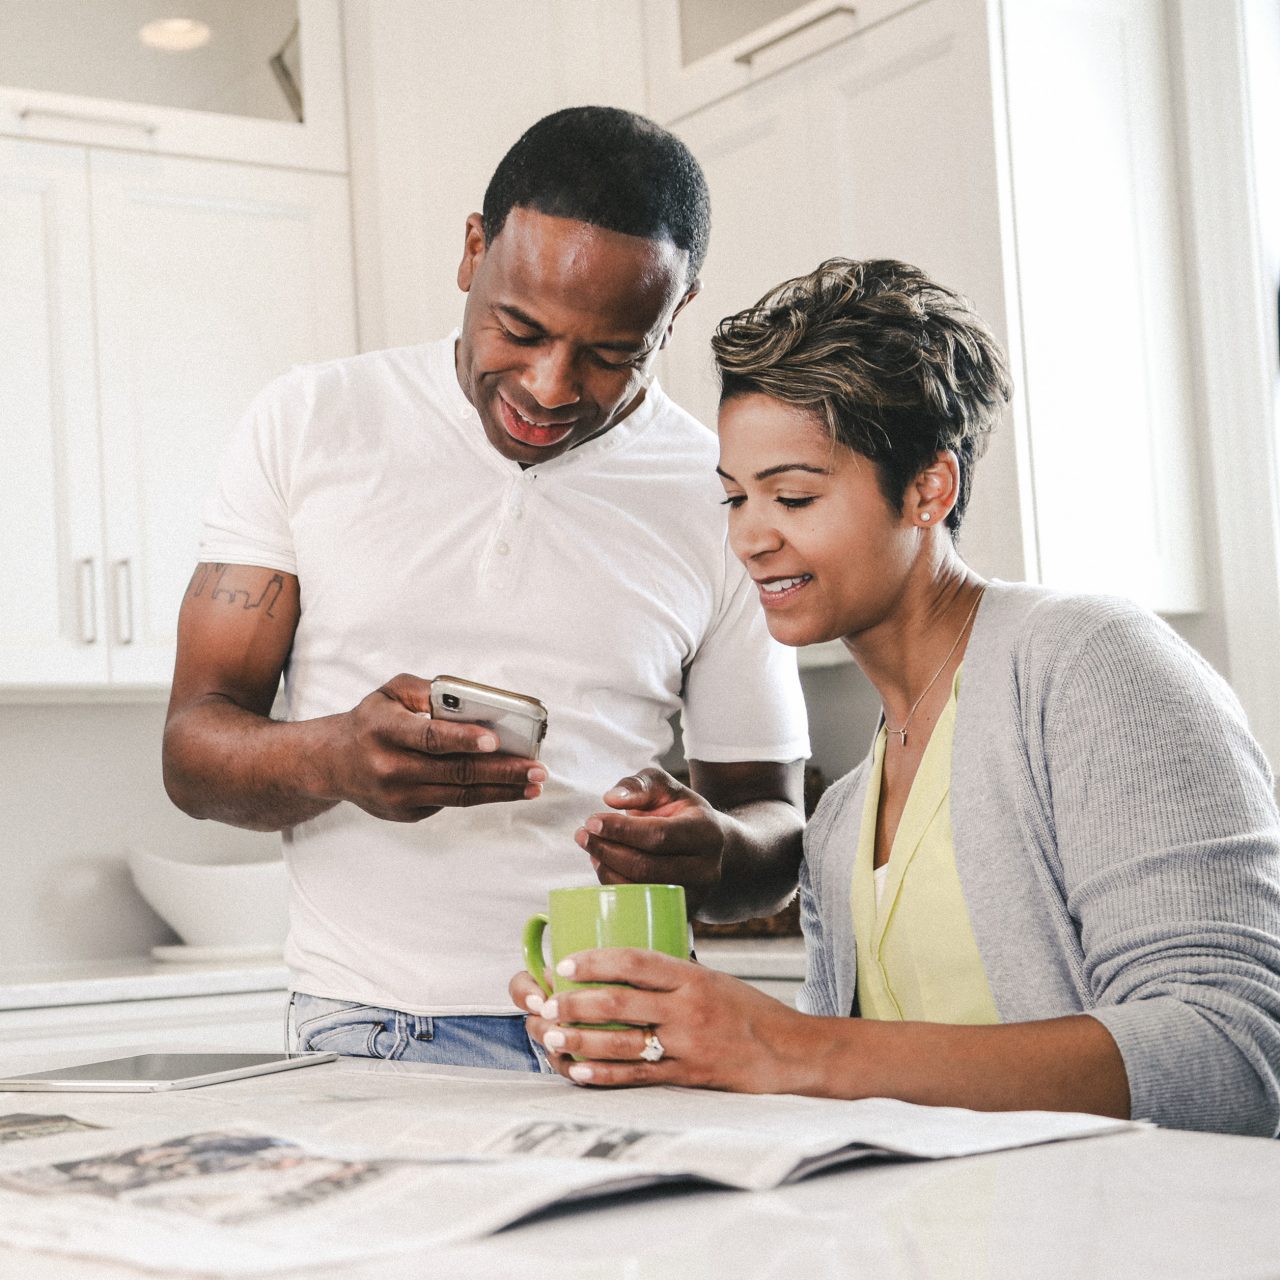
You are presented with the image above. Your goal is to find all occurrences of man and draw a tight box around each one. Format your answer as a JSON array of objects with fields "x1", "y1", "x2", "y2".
[{"x1": 162, "y1": 106, "x2": 810, "y2": 1071}]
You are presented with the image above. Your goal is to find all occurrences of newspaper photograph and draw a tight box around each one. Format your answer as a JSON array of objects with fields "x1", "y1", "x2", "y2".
[
  {"x1": 0, "y1": 1114, "x2": 102, "y2": 1145},
  {"x1": 0, "y1": 1130, "x2": 391, "y2": 1223},
  {"x1": 0, "y1": 1124, "x2": 678, "y2": 1275}
]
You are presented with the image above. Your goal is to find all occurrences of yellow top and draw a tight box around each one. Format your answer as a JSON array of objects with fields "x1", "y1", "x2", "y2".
[{"x1": 852, "y1": 669, "x2": 1000, "y2": 1024}]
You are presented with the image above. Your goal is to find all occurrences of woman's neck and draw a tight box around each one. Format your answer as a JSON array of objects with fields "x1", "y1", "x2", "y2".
[{"x1": 846, "y1": 556, "x2": 987, "y2": 729}]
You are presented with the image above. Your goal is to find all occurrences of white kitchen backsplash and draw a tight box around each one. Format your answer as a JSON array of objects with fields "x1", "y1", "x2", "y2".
[{"x1": 0, "y1": 702, "x2": 277, "y2": 966}]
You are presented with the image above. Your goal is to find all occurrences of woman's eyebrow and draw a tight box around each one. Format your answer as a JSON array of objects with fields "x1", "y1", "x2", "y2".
[{"x1": 716, "y1": 463, "x2": 832, "y2": 482}]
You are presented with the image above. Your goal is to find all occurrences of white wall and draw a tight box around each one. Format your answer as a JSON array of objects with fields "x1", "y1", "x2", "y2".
[{"x1": 343, "y1": 0, "x2": 650, "y2": 351}]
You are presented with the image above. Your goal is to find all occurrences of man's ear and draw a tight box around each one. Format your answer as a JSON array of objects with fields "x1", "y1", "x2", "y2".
[
  {"x1": 457, "y1": 213, "x2": 487, "y2": 293},
  {"x1": 658, "y1": 278, "x2": 701, "y2": 350}
]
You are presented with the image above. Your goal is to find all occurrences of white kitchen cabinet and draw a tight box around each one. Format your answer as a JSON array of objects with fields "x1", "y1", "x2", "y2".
[
  {"x1": 657, "y1": 0, "x2": 1202, "y2": 616},
  {"x1": 641, "y1": 0, "x2": 918, "y2": 124},
  {"x1": 0, "y1": 0, "x2": 347, "y2": 173},
  {"x1": 0, "y1": 139, "x2": 108, "y2": 684},
  {"x1": 0, "y1": 141, "x2": 356, "y2": 691},
  {"x1": 89, "y1": 150, "x2": 356, "y2": 686},
  {"x1": 0, "y1": 990, "x2": 290, "y2": 1067}
]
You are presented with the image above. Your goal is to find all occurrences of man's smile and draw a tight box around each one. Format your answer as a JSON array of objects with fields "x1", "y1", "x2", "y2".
[{"x1": 498, "y1": 393, "x2": 578, "y2": 449}]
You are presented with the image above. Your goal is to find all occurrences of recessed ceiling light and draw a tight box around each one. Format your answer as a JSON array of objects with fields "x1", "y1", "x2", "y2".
[{"x1": 138, "y1": 18, "x2": 212, "y2": 52}]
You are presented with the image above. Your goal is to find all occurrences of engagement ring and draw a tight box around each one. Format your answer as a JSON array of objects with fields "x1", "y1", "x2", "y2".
[{"x1": 640, "y1": 1031, "x2": 665, "y2": 1063}]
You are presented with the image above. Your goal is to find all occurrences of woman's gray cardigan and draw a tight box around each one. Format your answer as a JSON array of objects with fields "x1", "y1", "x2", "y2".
[{"x1": 797, "y1": 581, "x2": 1280, "y2": 1136}]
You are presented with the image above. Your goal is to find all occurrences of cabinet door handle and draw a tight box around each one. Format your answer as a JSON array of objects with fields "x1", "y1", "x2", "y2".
[
  {"x1": 75, "y1": 558, "x2": 98, "y2": 645},
  {"x1": 17, "y1": 105, "x2": 158, "y2": 135},
  {"x1": 113, "y1": 559, "x2": 135, "y2": 646},
  {"x1": 733, "y1": 4, "x2": 858, "y2": 65}
]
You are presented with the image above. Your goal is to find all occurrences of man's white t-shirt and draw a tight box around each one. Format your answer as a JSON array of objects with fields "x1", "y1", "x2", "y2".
[{"x1": 200, "y1": 336, "x2": 810, "y2": 1014}]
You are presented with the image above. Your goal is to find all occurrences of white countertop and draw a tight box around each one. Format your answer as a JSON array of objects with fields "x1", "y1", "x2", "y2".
[
  {"x1": 0, "y1": 938, "x2": 801, "y2": 1013},
  {"x1": 0, "y1": 1061, "x2": 1274, "y2": 1279},
  {"x1": 0, "y1": 955, "x2": 290, "y2": 1011},
  {"x1": 693, "y1": 935, "x2": 805, "y2": 980}
]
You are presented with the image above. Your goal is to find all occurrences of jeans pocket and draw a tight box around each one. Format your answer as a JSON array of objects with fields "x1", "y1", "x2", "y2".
[
  {"x1": 294, "y1": 998, "x2": 394, "y2": 1059},
  {"x1": 524, "y1": 1019, "x2": 555, "y2": 1074}
]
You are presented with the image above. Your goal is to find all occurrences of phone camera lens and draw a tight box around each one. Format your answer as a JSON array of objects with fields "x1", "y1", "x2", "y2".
[{"x1": 441, "y1": 694, "x2": 461, "y2": 711}]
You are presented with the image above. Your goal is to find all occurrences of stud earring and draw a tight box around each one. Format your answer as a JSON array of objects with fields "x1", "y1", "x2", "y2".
[{"x1": 920, "y1": 512, "x2": 932, "y2": 523}]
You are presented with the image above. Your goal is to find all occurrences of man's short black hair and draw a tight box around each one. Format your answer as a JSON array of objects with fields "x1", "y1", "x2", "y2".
[{"x1": 482, "y1": 106, "x2": 710, "y2": 288}]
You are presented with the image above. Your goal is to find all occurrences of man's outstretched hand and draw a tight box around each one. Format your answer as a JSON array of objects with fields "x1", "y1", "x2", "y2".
[{"x1": 575, "y1": 767, "x2": 728, "y2": 912}]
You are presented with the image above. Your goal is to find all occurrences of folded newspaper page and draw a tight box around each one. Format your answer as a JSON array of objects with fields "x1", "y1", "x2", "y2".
[{"x1": 0, "y1": 1060, "x2": 1137, "y2": 1275}]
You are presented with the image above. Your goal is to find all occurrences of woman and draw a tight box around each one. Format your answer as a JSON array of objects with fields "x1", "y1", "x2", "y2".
[{"x1": 511, "y1": 259, "x2": 1280, "y2": 1136}]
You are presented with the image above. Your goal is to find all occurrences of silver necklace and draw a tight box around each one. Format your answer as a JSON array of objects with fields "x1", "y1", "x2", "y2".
[{"x1": 884, "y1": 587, "x2": 984, "y2": 748}]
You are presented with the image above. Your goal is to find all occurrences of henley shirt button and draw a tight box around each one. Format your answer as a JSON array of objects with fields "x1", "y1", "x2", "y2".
[{"x1": 496, "y1": 541, "x2": 510, "y2": 556}]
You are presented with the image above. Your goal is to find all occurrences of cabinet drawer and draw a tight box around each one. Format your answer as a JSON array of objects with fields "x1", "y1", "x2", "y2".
[{"x1": 0, "y1": 990, "x2": 290, "y2": 1070}]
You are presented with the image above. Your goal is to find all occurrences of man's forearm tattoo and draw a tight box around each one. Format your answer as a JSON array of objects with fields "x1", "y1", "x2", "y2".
[{"x1": 191, "y1": 564, "x2": 284, "y2": 617}]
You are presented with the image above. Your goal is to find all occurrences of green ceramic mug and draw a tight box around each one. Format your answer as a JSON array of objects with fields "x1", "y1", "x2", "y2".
[{"x1": 523, "y1": 883, "x2": 689, "y2": 1002}]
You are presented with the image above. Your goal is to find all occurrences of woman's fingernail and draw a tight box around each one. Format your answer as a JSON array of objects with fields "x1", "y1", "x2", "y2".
[
  {"x1": 542, "y1": 1000, "x2": 559, "y2": 1020},
  {"x1": 569, "y1": 1064, "x2": 594, "y2": 1083},
  {"x1": 478, "y1": 734, "x2": 498, "y2": 751},
  {"x1": 525, "y1": 993, "x2": 543, "y2": 1013},
  {"x1": 544, "y1": 1029, "x2": 566, "y2": 1050},
  {"x1": 528, "y1": 766, "x2": 547, "y2": 782},
  {"x1": 574, "y1": 828, "x2": 589, "y2": 849},
  {"x1": 555, "y1": 959, "x2": 576, "y2": 979},
  {"x1": 585, "y1": 817, "x2": 603, "y2": 834}
]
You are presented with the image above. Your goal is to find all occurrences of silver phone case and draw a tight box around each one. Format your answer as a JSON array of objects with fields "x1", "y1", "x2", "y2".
[{"x1": 430, "y1": 675, "x2": 548, "y2": 758}]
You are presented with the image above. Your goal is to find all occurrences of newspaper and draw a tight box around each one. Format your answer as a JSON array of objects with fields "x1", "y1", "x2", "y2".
[{"x1": 0, "y1": 1059, "x2": 1137, "y2": 1275}]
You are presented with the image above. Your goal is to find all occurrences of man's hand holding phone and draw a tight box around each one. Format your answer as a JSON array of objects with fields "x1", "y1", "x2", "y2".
[
  {"x1": 326, "y1": 673, "x2": 546, "y2": 823},
  {"x1": 429, "y1": 675, "x2": 548, "y2": 758}
]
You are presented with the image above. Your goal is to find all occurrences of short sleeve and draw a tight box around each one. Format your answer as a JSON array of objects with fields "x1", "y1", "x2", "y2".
[
  {"x1": 678, "y1": 539, "x2": 810, "y2": 763},
  {"x1": 198, "y1": 369, "x2": 304, "y2": 574}
]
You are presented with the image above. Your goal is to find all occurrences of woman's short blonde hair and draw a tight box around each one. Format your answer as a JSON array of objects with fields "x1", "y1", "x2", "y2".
[{"x1": 711, "y1": 258, "x2": 1011, "y2": 533}]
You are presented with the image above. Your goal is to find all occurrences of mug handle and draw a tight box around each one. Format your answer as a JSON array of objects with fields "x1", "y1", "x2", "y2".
[{"x1": 522, "y1": 912, "x2": 552, "y2": 997}]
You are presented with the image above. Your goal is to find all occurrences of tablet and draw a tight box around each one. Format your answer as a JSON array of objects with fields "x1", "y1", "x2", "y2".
[{"x1": 0, "y1": 1052, "x2": 338, "y2": 1093}]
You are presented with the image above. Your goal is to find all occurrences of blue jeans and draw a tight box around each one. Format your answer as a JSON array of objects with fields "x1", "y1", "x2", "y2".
[{"x1": 288, "y1": 992, "x2": 551, "y2": 1074}]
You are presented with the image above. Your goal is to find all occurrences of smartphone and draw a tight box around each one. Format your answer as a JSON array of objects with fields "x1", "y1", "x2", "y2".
[{"x1": 429, "y1": 675, "x2": 548, "y2": 758}]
